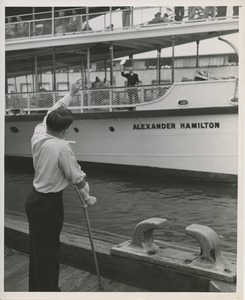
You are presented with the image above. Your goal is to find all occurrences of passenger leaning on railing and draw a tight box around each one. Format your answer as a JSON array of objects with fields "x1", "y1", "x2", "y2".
[
  {"x1": 5, "y1": 17, "x2": 16, "y2": 39},
  {"x1": 37, "y1": 87, "x2": 53, "y2": 108},
  {"x1": 16, "y1": 15, "x2": 29, "y2": 37},
  {"x1": 162, "y1": 13, "x2": 169, "y2": 22},
  {"x1": 148, "y1": 12, "x2": 164, "y2": 24},
  {"x1": 67, "y1": 9, "x2": 81, "y2": 33},
  {"x1": 55, "y1": 10, "x2": 67, "y2": 34},
  {"x1": 100, "y1": 78, "x2": 111, "y2": 105},
  {"x1": 101, "y1": 78, "x2": 110, "y2": 88},
  {"x1": 91, "y1": 77, "x2": 101, "y2": 105}
]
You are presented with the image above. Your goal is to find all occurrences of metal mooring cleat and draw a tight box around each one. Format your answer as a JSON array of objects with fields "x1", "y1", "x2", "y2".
[
  {"x1": 111, "y1": 219, "x2": 236, "y2": 283},
  {"x1": 129, "y1": 217, "x2": 168, "y2": 255},
  {"x1": 185, "y1": 224, "x2": 234, "y2": 274}
]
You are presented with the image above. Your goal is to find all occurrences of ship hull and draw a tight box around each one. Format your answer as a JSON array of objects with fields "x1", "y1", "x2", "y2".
[{"x1": 5, "y1": 106, "x2": 238, "y2": 181}]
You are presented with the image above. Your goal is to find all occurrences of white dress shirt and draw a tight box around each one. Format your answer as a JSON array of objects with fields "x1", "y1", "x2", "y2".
[{"x1": 32, "y1": 93, "x2": 86, "y2": 193}]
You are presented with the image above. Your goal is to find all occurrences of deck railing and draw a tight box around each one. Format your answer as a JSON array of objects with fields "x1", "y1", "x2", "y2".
[
  {"x1": 5, "y1": 85, "x2": 171, "y2": 115},
  {"x1": 5, "y1": 6, "x2": 239, "y2": 40}
]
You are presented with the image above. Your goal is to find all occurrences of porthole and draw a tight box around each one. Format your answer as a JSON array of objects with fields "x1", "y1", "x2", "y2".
[
  {"x1": 109, "y1": 126, "x2": 115, "y2": 132},
  {"x1": 10, "y1": 127, "x2": 19, "y2": 133},
  {"x1": 229, "y1": 97, "x2": 238, "y2": 105},
  {"x1": 178, "y1": 99, "x2": 189, "y2": 106},
  {"x1": 74, "y1": 127, "x2": 79, "y2": 133}
]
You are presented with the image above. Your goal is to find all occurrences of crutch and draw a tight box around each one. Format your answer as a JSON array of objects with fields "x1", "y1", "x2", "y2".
[{"x1": 74, "y1": 185, "x2": 103, "y2": 290}]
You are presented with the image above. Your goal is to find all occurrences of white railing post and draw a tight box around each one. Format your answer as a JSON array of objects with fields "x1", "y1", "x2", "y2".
[
  {"x1": 104, "y1": 14, "x2": 106, "y2": 30},
  {"x1": 88, "y1": 90, "x2": 91, "y2": 107},
  {"x1": 52, "y1": 7, "x2": 54, "y2": 36},
  {"x1": 27, "y1": 93, "x2": 31, "y2": 115},
  {"x1": 53, "y1": 92, "x2": 56, "y2": 105},
  {"x1": 80, "y1": 90, "x2": 84, "y2": 113},
  {"x1": 109, "y1": 89, "x2": 112, "y2": 111},
  {"x1": 141, "y1": 87, "x2": 144, "y2": 103}
]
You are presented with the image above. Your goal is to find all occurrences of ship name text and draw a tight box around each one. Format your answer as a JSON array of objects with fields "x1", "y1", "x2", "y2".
[{"x1": 133, "y1": 122, "x2": 220, "y2": 130}]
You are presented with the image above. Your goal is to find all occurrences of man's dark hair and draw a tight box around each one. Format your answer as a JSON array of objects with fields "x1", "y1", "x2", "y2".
[{"x1": 46, "y1": 107, "x2": 74, "y2": 132}]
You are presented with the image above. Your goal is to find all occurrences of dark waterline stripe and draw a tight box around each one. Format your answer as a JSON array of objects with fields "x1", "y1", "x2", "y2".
[
  {"x1": 5, "y1": 106, "x2": 238, "y2": 123},
  {"x1": 5, "y1": 156, "x2": 237, "y2": 185}
]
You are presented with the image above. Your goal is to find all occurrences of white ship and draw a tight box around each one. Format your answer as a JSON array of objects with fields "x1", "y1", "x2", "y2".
[{"x1": 5, "y1": 6, "x2": 239, "y2": 181}]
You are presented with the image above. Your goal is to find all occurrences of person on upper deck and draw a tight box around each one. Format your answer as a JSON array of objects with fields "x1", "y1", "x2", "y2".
[
  {"x1": 148, "y1": 12, "x2": 164, "y2": 24},
  {"x1": 16, "y1": 15, "x2": 28, "y2": 37},
  {"x1": 91, "y1": 77, "x2": 101, "y2": 89},
  {"x1": 162, "y1": 13, "x2": 169, "y2": 22},
  {"x1": 55, "y1": 10, "x2": 67, "y2": 34},
  {"x1": 25, "y1": 79, "x2": 97, "y2": 292},
  {"x1": 101, "y1": 78, "x2": 111, "y2": 88},
  {"x1": 91, "y1": 77, "x2": 102, "y2": 104},
  {"x1": 5, "y1": 17, "x2": 16, "y2": 39},
  {"x1": 121, "y1": 66, "x2": 140, "y2": 103},
  {"x1": 68, "y1": 9, "x2": 81, "y2": 32}
]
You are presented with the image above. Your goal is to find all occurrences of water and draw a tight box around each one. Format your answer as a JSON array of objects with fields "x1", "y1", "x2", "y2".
[{"x1": 5, "y1": 163, "x2": 237, "y2": 253}]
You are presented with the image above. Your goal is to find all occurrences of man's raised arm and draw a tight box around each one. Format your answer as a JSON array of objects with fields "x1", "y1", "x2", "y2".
[
  {"x1": 43, "y1": 79, "x2": 82, "y2": 123},
  {"x1": 33, "y1": 79, "x2": 82, "y2": 134}
]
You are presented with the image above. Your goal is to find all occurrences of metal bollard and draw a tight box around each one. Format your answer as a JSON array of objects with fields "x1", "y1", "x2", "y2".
[
  {"x1": 185, "y1": 224, "x2": 234, "y2": 274},
  {"x1": 129, "y1": 218, "x2": 167, "y2": 255},
  {"x1": 111, "y1": 218, "x2": 236, "y2": 283}
]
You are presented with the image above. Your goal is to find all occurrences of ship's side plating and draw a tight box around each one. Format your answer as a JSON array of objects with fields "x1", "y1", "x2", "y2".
[{"x1": 5, "y1": 80, "x2": 238, "y2": 178}]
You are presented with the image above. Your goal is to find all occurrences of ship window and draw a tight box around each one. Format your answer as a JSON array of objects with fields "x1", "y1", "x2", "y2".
[
  {"x1": 109, "y1": 126, "x2": 115, "y2": 132},
  {"x1": 74, "y1": 127, "x2": 79, "y2": 133},
  {"x1": 178, "y1": 99, "x2": 189, "y2": 106},
  {"x1": 10, "y1": 127, "x2": 19, "y2": 133}
]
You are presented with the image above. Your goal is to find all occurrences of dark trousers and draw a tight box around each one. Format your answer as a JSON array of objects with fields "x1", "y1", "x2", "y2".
[{"x1": 25, "y1": 188, "x2": 64, "y2": 291}]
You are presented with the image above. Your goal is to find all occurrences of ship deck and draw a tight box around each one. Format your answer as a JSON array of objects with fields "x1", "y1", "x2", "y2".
[
  {"x1": 4, "y1": 247, "x2": 147, "y2": 292},
  {"x1": 6, "y1": 11, "x2": 239, "y2": 78}
]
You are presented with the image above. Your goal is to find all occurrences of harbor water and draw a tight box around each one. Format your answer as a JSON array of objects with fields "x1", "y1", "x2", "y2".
[{"x1": 5, "y1": 162, "x2": 237, "y2": 253}]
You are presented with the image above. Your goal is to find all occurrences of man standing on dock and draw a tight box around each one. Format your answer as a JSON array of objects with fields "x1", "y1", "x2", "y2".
[
  {"x1": 121, "y1": 66, "x2": 140, "y2": 103},
  {"x1": 25, "y1": 79, "x2": 96, "y2": 291}
]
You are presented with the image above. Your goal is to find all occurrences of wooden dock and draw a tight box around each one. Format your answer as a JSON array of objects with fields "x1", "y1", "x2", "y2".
[
  {"x1": 4, "y1": 247, "x2": 147, "y2": 292},
  {"x1": 5, "y1": 210, "x2": 237, "y2": 292}
]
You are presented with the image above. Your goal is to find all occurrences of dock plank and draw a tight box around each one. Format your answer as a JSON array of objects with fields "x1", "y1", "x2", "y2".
[
  {"x1": 4, "y1": 255, "x2": 29, "y2": 292},
  {"x1": 4, "y1": 248, "x2": 148, "y2": 292},
  {"x1": 4, "y1": 255, "x2": 28, "y2": 280},
  {"x1": 59, "y1": 268, "x2": 91, "y2": 291}
]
